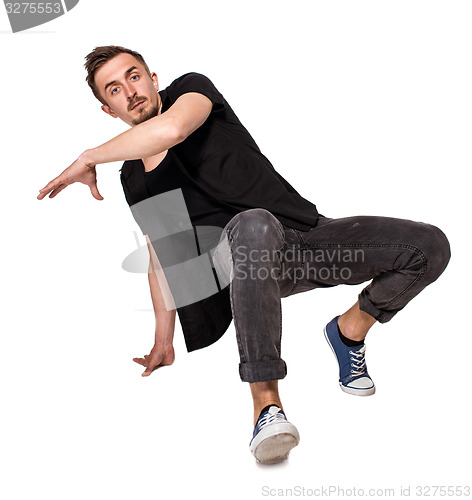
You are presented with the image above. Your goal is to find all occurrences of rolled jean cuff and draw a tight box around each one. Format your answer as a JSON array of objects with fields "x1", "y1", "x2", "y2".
[
  {"x1": 239, "y1": 359, "x2": 287, "y2": 383},
  {"x1": 358, "y1": 290, "x2": 397, "y2": 324}
]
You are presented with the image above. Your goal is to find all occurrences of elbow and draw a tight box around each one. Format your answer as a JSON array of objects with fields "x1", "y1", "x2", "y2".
[{"x1": 165, "y1": 117, "x2": 186, "y2": 147}]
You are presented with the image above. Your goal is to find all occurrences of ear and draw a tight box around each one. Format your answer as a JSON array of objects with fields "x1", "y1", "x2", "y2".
[
  {"x1": 101, "y1": 104, "x2": 118, "y2": 118},
  {"x1": 151, "y1": 72, "x2": 159, "y2": 91}
]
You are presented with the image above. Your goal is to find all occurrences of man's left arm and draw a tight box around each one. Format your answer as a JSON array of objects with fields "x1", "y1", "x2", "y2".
[{"x1": 37, "y1": 93, "x2": 212, "y2": 200}]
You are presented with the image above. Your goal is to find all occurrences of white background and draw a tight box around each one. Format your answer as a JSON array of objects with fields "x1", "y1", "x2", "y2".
[{"x1": 1, "y1": 1, "x2": 470, "y2": 499}]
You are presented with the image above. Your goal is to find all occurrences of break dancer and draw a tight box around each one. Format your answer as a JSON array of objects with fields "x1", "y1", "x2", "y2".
[{"x1": 37, "y1": 46, "x2": 451, "y2": 464}]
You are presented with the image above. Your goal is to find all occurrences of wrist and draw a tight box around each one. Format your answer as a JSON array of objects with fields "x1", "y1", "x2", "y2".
[
  {"x1": 154, "y1": 334, "x2": 174, "y2": 349},
  {"x1": 152, "y1": 340, "x2": 175, "y2": 366},
  {"x1": 80, "y1": 149, "x2": 96, "y2": 167},
  {"x1": 153, "y1": 340, "x2": 174, "y2": 355}
]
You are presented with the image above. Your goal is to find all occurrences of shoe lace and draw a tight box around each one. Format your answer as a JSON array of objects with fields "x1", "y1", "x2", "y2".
[
  {"x1": 258, "y1": 408, "x2": 286, "y2": 429},
  {"x1": 349, "y1": 345, "x2": 367, "y2": 376}
]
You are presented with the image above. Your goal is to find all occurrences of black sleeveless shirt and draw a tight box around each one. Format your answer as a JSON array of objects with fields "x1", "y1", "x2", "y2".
[{"x1": 140, "y1": 151, "x2": 239, "y2": 229}]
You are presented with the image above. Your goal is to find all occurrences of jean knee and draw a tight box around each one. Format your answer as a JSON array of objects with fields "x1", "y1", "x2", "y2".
[
  {"x1": 417, "y1": 223, "x2": 451, "y2": 279},
  {"x1": 229, "y1": 208, "x2": 284, "y2": 244}
]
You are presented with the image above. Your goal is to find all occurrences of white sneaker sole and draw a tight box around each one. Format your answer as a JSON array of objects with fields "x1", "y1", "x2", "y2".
[
  {"x1": 323, "y1": 326, "x2": 376, "y2": 397},
  {"x1": 250, "y1": 422, "x2": 300, "y2": 465}
]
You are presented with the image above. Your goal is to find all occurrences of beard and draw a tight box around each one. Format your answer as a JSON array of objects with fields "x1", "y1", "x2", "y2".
[{"x1": 131, "y1": 101, "x2": 160, "y2": 126}]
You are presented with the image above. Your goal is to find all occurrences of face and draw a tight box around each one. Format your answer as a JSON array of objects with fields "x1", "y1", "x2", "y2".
[{"x1": 94, "y1": 53, "x2": 161, "y2": 126}]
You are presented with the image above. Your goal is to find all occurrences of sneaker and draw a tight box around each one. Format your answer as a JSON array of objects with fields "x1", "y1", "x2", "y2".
[
  {"x1": 249, "y1": 405, "x2": 300, "y2": 464},
  {"x1": 323, "y1": 315, "x2": 376, "y2": 396}
]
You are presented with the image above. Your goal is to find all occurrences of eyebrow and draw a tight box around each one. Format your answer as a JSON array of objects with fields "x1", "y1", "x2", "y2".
[{"x1": 104, "y1": 66, "x2": 139, "y2": 93}]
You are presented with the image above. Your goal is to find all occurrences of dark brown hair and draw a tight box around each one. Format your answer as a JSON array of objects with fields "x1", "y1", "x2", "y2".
[{"x1": 84, "y1": 45, "x2": 152, "y2": 105}]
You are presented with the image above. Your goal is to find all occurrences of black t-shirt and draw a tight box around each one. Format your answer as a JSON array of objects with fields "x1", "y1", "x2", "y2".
[
  {"x1": 156, "y1": 72, "x2": 320, "y2": 231},
  {"x1": 140, "y1": 150, "x2": 239, "y2": 230}
]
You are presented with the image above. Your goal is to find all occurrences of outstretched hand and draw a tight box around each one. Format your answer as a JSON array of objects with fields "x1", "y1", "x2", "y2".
[
  {"x1": 133, "y1": 344, "x2": 175, "y2": 377},
  {"x1": 37, "y1": 152, "x2": 104, "y2": 200}
]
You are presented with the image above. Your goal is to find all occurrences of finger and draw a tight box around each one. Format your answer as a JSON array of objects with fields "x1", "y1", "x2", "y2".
[
  {"x1": 142, "y1": 359, "x2": 164, "y2": 376},
  {"x1": 142, "y1": 366, "x2": 155, "y2": 377},
  {"x1": 37, "y1": 184, "x2": 56, "y2": 200},
  {"x1": 37, "y1": 178, "x2": 64, "y2": 199},
  {"x1": 132, "y1": 358, "x2": 147, "y2": 367},
  {"x1": 48, "y1": 184, "x2": 68, "y2": 198},
  {"x1": 38, "y1": 178, "x2": 61, "y2": 195},
  {"x1": 90, "y1": 183, "x2": 104, "y2": 201}
]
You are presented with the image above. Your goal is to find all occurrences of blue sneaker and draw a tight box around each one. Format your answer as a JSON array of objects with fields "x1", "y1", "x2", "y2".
[
  {"x1": 249, "y1": 405, "x2": 300, "y2": 464},
  {"x1": 323, "y1": 316, "x2": 376, "y2": 396}
]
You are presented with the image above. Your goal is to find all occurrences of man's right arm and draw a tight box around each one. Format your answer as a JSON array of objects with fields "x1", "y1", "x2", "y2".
[{"x1": 37, "y1": 93, "x2": 213, "y2": 201}]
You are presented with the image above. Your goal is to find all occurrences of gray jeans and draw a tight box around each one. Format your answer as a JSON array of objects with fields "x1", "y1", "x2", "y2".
[{"x1": 212, "y1": 209, "x2": 451, "y2": 383}]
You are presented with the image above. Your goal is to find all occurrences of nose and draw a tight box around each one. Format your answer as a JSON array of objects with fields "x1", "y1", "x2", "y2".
[
  {"x1": 122, "y1": 81, "x2": 137, "y2": 99},
  {"x1": 126, "y1": 87, "x2": 137, "y2": 100}
]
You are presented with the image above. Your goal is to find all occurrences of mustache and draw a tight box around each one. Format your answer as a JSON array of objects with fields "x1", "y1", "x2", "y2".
[{"x1": 128, "y1": 97, "x2": 147, "y2": 111}]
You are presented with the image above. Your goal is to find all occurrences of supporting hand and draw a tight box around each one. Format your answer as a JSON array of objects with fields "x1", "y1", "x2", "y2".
[{"x1": 133, "y1": 343, "x2": 175, "y2": 377}]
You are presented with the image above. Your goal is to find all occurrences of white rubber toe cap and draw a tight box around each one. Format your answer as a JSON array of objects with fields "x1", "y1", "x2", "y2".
[{"x1": 341, "y1": 376, "x2": 376, "y2": 396}]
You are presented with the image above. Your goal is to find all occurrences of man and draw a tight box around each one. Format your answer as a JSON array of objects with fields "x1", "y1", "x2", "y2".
[{"x1": 37, "y1": 45, "x2": 451, "y2": 465}]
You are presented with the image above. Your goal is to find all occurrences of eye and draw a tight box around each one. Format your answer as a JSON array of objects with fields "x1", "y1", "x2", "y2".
[
  {"x1": 131, "y1": 74, "x2": 139, "y2": 81},
  {"x1": 111, "y1": 87, "x2": 119, "y2": 95}
]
